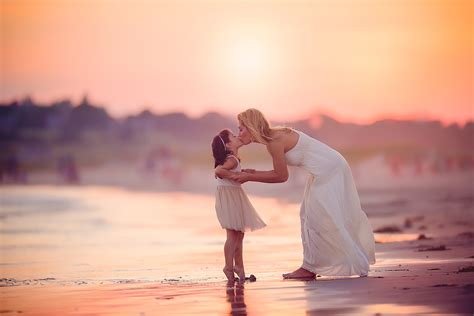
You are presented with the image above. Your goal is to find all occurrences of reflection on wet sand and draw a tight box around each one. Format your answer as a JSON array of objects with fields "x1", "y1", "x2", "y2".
[
  {"x1": 226, "y1": 282, "x2": 247, "y2": 315},
  {"x1": 374, "y1": 233, "x2": 421, "y2": 243}
]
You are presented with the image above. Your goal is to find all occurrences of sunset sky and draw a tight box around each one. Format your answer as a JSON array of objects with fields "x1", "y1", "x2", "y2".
[{"x1": 1, "y1": 0, "x2": 472, "y2": 124}]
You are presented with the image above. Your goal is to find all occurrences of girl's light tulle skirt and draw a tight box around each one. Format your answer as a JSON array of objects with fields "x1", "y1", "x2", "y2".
[{"x1": 215, "y1": 186, "x2": 266, "y2": 232}]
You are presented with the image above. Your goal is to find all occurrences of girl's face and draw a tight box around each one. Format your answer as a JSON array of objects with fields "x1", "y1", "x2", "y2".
[
  {"x1": 227, "y1": 132, "x2": 243, "y2": 150},
  {"x1": 238, "y1": 122, "x2": 252, "y2": 145}
]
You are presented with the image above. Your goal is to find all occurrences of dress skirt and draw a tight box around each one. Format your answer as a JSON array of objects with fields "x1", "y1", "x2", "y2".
[
  {"x1": 299, "y1": 161, "x2": 376, "y2": 277},
  {"x1": 215, "y1": 186, "x2": 266, "y2": 232}
]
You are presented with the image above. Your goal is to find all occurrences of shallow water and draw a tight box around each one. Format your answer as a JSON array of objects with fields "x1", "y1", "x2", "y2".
[
  {"x1": 0, "y1": 185, "x2": 304, "y2": 283},
  {"x1": 1, "y1": 184, "x2": 472, "y2": 281}
]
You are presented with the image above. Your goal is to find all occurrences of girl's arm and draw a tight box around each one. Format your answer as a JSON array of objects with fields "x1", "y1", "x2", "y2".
[
  {"x1": 231, "y1": 141, "x2": 289, "y2": 183},
  {"x1": 215, "y1": 157, "x2": 238, "y2": 179}
]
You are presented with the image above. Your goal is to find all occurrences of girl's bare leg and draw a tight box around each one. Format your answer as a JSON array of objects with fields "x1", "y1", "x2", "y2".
[
  {"x1": 233, "y1": 231, "x2": 245, "y2": 281},
  {"x1": 223, "y1": 229, "x2": 237, "y2": 282}
]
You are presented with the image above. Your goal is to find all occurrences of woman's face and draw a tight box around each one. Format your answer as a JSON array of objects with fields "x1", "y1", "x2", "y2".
[{"x1": 238, "y1": 122, "x2": 252, "y2": 145}]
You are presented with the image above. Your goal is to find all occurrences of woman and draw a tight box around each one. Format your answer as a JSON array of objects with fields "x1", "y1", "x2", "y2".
[{"x1": 230, "y1": 108, "x2": 376, "y2": 279}]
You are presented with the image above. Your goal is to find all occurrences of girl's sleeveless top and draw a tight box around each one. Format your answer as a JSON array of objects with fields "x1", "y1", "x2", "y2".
[{"x1": 216, "y1": 155, "x2": 241, "y2": 187}]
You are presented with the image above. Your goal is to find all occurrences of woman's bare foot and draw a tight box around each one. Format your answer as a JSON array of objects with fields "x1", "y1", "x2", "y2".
[
  {"x1": 234, "y1": 266, "x2": 245, "y2": 282},
  {"x1": 223, "y1": 267, "x2": 235, "y2": 282},
  {"x1": 282, "y1": 267, "x2": 316, "y2": 279}
]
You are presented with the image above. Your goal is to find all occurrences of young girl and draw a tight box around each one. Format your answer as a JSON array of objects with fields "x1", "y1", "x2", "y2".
[{"x1": 211, "y1": 129, "x2": 266, "y2": 283}]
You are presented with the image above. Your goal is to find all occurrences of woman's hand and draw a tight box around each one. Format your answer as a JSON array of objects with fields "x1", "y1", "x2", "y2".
[
  {"x1": 229, "y1": 172, "x2": 251, "y2": 184},
  {"x1": 242, "y1": 168, "x2": 256, "y2": 174}
]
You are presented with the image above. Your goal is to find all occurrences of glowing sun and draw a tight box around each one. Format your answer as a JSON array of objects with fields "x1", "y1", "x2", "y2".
[{"x1": 228, "y1": 38, "x2": 267, "y2": 79}]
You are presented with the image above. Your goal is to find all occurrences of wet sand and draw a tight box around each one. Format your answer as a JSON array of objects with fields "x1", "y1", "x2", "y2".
[
  {"x1": 1, "y1": 185, "x2": 473, "y2": 315},
  {"x1": 2, "y1": 254, "x2": 473, "y2": 315}
]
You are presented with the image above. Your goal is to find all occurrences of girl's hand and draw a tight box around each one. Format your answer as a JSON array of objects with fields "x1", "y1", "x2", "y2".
[
  {"x1": 230, "y1": 172, "x2": 251, "y2": 184},
  {"x1": 242, "y1": 168, "x2": 256, "y2": 174}
]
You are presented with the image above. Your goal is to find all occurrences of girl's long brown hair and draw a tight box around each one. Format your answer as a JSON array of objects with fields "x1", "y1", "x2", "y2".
[{"x1": 211, "y1": 129, "x2": 231, "y2": 168}]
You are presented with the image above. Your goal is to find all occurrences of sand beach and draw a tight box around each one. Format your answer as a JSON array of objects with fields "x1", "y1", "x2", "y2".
[{"x1": 1, "y1": 170, "x2": 473, "y2": 315}]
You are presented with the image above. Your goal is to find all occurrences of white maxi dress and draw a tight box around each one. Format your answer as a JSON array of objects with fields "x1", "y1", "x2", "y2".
[{"x1": 285, "y1": 129, "x2": 376, "y2": 277}]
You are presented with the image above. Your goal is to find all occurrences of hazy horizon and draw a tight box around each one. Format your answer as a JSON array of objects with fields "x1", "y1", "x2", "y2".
[{"x1": 3, "y1": 94, "x2": 474, "y2": 127}]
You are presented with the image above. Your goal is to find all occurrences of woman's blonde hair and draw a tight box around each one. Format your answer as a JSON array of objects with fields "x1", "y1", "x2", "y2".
[{"x1": 237, "y1": 108, "x2": 291, "y2": 145}]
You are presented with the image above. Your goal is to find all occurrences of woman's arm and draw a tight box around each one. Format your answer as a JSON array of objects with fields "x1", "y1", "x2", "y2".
[
  {"x1": 231, "y1": 141, "x2": 289, "y2": 183},
  {"x1": 215, "y1": 157, "x2": 238, "y2": 179}
]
